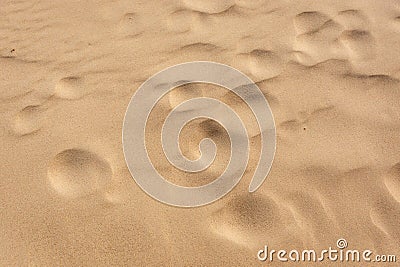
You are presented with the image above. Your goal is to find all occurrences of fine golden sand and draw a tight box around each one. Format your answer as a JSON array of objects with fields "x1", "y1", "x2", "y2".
[{"x1": 1, "y1": 0, "x2": 400, "y2": 266}]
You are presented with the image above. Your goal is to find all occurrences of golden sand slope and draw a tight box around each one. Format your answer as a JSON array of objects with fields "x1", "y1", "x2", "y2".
[{"x1": 1, "y1": 0, "x2": 400, "y2": 266}]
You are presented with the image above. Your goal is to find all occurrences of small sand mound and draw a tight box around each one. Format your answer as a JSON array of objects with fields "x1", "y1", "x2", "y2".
[
  {"x1": 235, "y1": 0, "x2": 265, "y2": 9},
  {"x1": 210, "y1": 194, "x2": 282, "y2": 246},
  {"x1": 394, "y1": 16, "x2": 400, "y2": 30},
  {"x1": 339, "y1": 30, "x2": 376, "y2": 60},
  {"x1": 199, "y1": 119, "x2": 226, "y2": 137},
  {"x1": 165, "y1": 10, "x2": 193, "y2": 33},
  {"x1": 168, "y1": 83, "x2": 203, "y2": 110},
  {"x1": 182, "y1": 0, "x2": 234, "y2": 14},
  {"x1": 293, "y1": 11, "x2": 330, "y2": 34},
  {"x1": 293, "y1": 15, "x2": 344, "y2": 64},
  {"x1": 54, "y1": 76, "x2": 85, "y2": 100},
  {"x1": 12, "y1": 105, "x2": 44, "y2": 135},
  {"x1": 246, "y1": 49, "x2": 283, "y2": 80},
  {"x1": 47, "y1": 149, "x2": 112, "y2": 198}
]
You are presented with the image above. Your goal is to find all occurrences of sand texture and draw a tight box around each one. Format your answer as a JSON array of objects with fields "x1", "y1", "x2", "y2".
[{"x1": 1, "y1": 0, "x2": 400, "y2": 266}]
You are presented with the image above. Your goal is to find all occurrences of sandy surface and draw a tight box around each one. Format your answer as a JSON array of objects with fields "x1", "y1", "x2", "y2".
[{"x1": 1, "y1": 0, "x2": 400, "y2": 266}]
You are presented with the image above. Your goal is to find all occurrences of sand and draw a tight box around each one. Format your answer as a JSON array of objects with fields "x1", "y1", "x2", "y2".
[{"x1": 1, "y1": 0, "x2": 400, "y2": 266}]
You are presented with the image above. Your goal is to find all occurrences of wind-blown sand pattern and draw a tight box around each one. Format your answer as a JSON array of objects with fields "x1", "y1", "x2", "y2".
[{"x1": 1, "y1": 0, "x2": 400, "y2": 266}]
